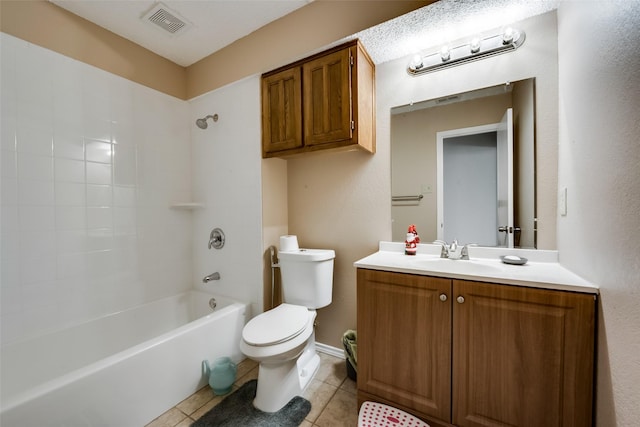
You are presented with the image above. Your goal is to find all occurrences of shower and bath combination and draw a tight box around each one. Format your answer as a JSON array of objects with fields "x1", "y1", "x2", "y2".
[{"x1": 195, "y1": 114, "x2": 218, "y2": 129}]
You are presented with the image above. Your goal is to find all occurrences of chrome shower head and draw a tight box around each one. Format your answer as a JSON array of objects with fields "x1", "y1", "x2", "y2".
[
  {"x1": 195, "y1": 114, "x2": 218, "y2": 129},
  {"x1": 195, "y1": 118, "x2": 208, "y2": 129}
]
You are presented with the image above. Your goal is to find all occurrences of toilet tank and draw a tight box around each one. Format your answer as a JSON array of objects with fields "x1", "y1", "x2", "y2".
[{"x1": 278, "y1": 249, "x2": 335, "y2": 309}]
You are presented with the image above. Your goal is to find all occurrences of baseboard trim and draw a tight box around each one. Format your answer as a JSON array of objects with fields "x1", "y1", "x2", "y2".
[{"x1": 316, "y1": 342, "x2": 344, "y2": 359}]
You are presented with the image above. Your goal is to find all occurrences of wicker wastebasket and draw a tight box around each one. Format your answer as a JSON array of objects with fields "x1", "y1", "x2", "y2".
[{"x1": 342, "y1": 329, "x2": 357, "y2": 381}]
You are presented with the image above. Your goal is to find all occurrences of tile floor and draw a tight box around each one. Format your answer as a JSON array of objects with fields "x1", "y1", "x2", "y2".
[{"x1": 145, "y1": 352, "x2": 358, "y2": 427}]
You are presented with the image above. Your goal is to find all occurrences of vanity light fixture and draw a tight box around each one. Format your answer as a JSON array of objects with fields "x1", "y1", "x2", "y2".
[{"x1": 407, "y1": 27, "x2": 525, "y2": 76}]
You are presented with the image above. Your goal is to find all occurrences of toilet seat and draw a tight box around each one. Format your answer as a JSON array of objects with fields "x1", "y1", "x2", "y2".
[
  {"x1": 242, "y1": 303, "x2": 309, "y2": 346},
  {"x1": 240, "y1": 307, "x2": 316, "y2": 362}
]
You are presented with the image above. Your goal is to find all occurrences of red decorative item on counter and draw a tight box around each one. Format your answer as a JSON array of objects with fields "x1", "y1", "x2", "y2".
[{"x1": 405, "y1": 224, "x2": 420, "y2": 255}]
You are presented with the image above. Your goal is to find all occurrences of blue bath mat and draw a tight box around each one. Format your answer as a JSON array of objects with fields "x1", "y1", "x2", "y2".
[{"x1": 191, "y1": 379, "x2": 311, "y2": 427}]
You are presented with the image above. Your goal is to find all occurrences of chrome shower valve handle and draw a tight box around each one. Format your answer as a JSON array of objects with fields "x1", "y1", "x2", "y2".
[{"x1": 208, "y1": 228, "x2": 225, "y2": 249}]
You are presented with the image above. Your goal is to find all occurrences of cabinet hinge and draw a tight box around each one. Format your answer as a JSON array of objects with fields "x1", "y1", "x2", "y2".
[
  {"x1": 350, "y1": 54, "x2": 354, "y2": 67},
  {"x1": 351, "y1": 120, "x2": 355, "y2": 130}
]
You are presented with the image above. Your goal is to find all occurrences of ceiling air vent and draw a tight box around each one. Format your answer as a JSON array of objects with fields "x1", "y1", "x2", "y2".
[{"x1": 142, "y1": 2, "x2": 192, "y2": 36}]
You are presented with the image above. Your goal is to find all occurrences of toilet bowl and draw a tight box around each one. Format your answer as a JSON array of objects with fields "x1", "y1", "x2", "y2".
[
  {"x1": 240, "y1": 245, "x2": 335, "y2": 413},
  {"x1": 239, "y1": 303, "x2": 321, "y2": 412}
]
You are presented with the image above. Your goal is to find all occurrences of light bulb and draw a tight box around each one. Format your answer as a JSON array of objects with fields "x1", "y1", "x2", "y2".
[
  {"x1": 470, "y1": 37, "x2": 481, "y2": 53},
  {"x1": 440, "y1": 46, "x2": 450, "y2": 62},
  {"x1": 410, "y1": 54, "x2": 423, "y2": 70},
  {"x1": 502, "y1": 27, "x2": 514, "y2": 44}
]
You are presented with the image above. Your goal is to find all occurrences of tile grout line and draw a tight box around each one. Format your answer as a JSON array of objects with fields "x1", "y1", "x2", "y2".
[{"x1": 305, "y1": 376, "x2": 342, "y2": 424}]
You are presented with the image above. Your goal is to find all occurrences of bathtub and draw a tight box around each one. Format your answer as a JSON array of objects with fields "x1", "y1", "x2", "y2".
[{"x1": 0, "y1": 290, "x2": 250, "y2": 427}]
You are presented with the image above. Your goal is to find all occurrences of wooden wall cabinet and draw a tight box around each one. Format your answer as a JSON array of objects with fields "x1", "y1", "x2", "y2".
[
  {"x1": 261, "y1": 40, "x2": 375, "y2": 158},
  {"x1": 357, "y1": 269, "x2": 596, "y2": 427}
]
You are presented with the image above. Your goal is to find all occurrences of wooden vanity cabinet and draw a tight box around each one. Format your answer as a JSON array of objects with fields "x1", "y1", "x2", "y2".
[
  {"x1": 357, "y1": 269, "x2": 596, "y2": 427},
  {"x1": 261, "y1": 40, "x2": 375, "y2": 158}
]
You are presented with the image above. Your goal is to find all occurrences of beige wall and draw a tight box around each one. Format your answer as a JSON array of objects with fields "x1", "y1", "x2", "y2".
[
  {"x1": 1, "y1": 0, "x2": 432, "y2": 100},
  {"x1": 556, "y1": 2, "x2": 640, "y2": 425},
  {"x1": 261, "y1": 158, "x2": 288, "y2": 310},
  {"x1": 0, "y1": 1, "x2": 187, "y2": 99},
  {"x1": 287, "y1": 149, "x2": 389, "y2": 347},
  {"x1": 186, "y1": 0, "x2": 434, "y2": 99}
]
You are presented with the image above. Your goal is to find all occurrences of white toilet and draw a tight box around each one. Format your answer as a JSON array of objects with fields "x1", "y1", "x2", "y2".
[{"x1": 240, "y1": 247, "x2": 335, "y2": 412}]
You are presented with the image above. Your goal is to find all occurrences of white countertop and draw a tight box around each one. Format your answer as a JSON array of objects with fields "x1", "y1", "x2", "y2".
[{"x1": 354, "y1": 242, "x2": 598, "y2": 294}]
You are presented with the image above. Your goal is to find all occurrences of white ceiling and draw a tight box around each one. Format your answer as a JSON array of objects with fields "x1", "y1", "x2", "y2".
[
  {"x1": 50, "y1": 0, "x2": 312, "y2": 67},
  {"x1": 50, "y1": 0, "x2": 559, "y2": 68}
]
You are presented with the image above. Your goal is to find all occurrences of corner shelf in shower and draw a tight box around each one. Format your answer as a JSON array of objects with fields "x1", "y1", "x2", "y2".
[{"x1": 169, "y1": 202, "x2": 204, "y2": 210}]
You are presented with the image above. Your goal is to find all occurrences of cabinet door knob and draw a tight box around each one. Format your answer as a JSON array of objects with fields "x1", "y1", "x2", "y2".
[
  {"x1": 439, "y1": 293, "x2": 448, "y2": 302},
  {"x1": 456, "y1": 295, "x2": 465, "y2": 304}
]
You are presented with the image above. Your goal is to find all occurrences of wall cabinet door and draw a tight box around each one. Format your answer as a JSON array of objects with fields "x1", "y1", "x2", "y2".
[
  {"x1": 303, "y1": 47, "x2": 352, "y2": 147},
  {"x1": 261, "y1": 67, "x2": 302, "y2": 156},
  {"x1": 357, "y1": 269, "x2": 452, "y2": 421},
  {"x1": 452, "y1": 280, "x2": 595, "y2": 427}
]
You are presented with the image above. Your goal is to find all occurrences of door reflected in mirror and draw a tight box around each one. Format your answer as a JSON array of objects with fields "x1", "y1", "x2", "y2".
[{"x1": 391, "y1": 78, "x2": 536, "y2": 248}]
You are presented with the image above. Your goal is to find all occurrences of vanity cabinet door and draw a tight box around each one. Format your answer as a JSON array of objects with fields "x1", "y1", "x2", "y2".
[
  {"x1": 452, "y1": 280, "x2": 596, "y2": 427},
  {"x1": 357, "y1": 269, "x2": 452, "y2": 421}
]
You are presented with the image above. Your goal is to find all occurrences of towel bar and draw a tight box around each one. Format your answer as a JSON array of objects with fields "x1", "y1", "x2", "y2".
[{"x1": 391, "y1": 194, "x2": 424, "y2": 202}]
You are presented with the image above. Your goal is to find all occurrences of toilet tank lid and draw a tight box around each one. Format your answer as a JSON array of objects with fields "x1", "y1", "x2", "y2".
[{"x1": 278, "y1": 249, "x2": 335, "y2": 262}]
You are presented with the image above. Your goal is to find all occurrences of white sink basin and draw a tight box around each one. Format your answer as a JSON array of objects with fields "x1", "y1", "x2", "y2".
[{"x1": 409, "y1": 257, "x2": 503, "y2": 274}]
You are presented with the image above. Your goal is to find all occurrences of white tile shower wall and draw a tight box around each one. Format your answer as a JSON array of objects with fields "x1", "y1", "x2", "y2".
[
  {"x1": 189, "y1": 76, "x2": 263, "y2": 312},
  {"x1": 0, "y1": 33, "x2": 193, "y2": 345}
]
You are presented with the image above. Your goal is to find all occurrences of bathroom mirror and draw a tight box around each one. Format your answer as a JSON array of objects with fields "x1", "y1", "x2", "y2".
[{"x1": 391, "y1": 78, "x2": 536, "y2": 248}]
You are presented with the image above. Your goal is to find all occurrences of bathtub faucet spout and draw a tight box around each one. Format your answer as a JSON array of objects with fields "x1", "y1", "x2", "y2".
[{"x1": 203, "y1": 272, "x2": 220, "y2": 283}]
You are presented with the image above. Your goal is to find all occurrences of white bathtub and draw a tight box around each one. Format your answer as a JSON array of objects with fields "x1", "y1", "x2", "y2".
[{"x1": 0, "y1": 290, "x2": 249, "y2": 427}]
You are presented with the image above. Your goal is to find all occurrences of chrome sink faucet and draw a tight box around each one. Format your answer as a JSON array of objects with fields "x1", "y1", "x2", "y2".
[
  {"x1": 433, "y1": 239, "x2": 475, "y2": 260},
  {"x1": 459, "y1": 244, "x2": 475, "y2": 260},
  {"x1": 433, "y1": 239, "x2": 452, "y2": 258}
]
